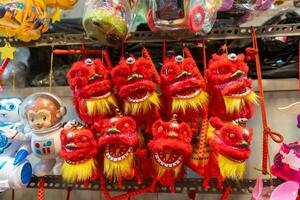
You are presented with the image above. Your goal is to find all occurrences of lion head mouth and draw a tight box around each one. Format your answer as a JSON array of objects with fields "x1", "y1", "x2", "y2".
[
  {"x1": 105, "y1": 143, "x2": 133, "y2": 162},
  {"x1": 126, "y1": 88, "x2": 152, "y2": 103},
  {"x1": 154, "y1": 149, "x2": 183, "y2": 168}
]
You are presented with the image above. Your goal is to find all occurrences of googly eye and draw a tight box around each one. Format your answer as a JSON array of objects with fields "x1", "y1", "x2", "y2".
[
  {"x1": 126, "y1": 57, "x2": 135, "y2": 65},
  {"x1": 175, "y1": 55, "x2": 183, "y2": 62},
  {"x1": 157, "y1": 126, "x2": 163, "y2": 132},
  {"x1": 85, "y1": 58, "x2": 94, "y2": 65},
  {"x1": 164, "y1": 68, "x2": 169, "y2": 75},
  {"x1": 229, "y1": 133, "x2": 236, "y2": 139},
  {"x1": 67, "y1": 133, "x2": 73, "y2": 140},
  {"x1": 228, "y1": 53, "x2": 237, "y2": 61}
]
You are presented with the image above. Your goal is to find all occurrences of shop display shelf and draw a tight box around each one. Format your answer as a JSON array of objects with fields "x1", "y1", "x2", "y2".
[
  {"x1": 1, "y1": 79, "x2": 298, "y2": 98},
  {"x1": 1, "y1": 23, "x2": 300, "y2": 47},
  {"x1": 27, "y1": 175, "x2": 283, "y2": 194}
]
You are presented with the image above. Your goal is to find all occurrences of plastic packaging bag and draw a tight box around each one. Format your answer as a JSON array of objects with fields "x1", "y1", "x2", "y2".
[
  {"x1": 83, "y1": 0, "x2": 133, "y2": 45},
  {"x1": 0, "y1": 0, "x2": 49, "y2": 42},
  {"x1": 147, "y1": 0, "x2": 218, "y2": 35}
]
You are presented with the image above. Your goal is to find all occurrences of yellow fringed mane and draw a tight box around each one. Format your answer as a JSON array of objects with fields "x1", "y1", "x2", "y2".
[
  {"x1": 223, "y1": 91, "x2": 258, "y2": 114},
  {"x1": 86, "y1": 94, "x2": 117, "y2": 116},
  {"x1": 124, "y1": 92, "x2": 160, "y2": 116},
  {"x1": 104, "y1": 152, "x2": 135, "y2": 180},
  {"x1": 172, "y1": 91, "x2": 208, "y2": 114},
  {"x1": 152, "y1": 156, "x2": 182, "y2": 179},
  {"x1": 217, "y1": 154, "x2": 246, "y2": 180},
  {"x1": 62, "y1": 158, "x2": 97, "y2": 183}
]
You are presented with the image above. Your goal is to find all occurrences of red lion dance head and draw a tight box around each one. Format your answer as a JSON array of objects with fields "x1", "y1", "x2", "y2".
[
  {"x1": 160, "y1": 48, "x2": 208, "y2": 133},
  {"x1": 111, "y1": 48, "x2": 161, "y2": 132},
  {"x1": 203, "y1": 117, "x2": 253, "y2": 189},
  {"x1": 98, "y1": 110, "x2": 141, "y2": 187},
  {"x1": 206, "y1": 53, "x2": 258, "y2": 123},
  {"x1": 148, "y1": 115, "x2": 192, "y2": 192},
  {"x1": 67, "y1": 52, "x2": 117, "y2": 124},
  {"x1": 61, "y1": 123, "x2": 98, "y2": 183}
]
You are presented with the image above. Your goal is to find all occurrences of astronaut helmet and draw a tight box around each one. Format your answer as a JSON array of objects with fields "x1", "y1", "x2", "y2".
[
  {"x1": 20, "y1": 92, "x2": 67, "y2": 131},
  {"x1": 0, "y1": 98, "x2": 22, "y2": 123}
]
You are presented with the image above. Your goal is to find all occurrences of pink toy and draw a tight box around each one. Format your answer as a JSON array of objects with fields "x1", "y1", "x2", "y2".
[
  {"x1": 252, "y1": 176, "x2": 298, "y2": 200},
  {"x1": 271, "y1": 142, "x2": 300, "y2": 187}
]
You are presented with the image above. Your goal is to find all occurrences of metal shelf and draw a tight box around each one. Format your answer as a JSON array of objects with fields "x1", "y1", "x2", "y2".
[
  {"x1": 1, "y1": 79, "x2": 298, "y2": 98},
  {"x1": 1, "y1": 23, "x2": 300, "y2": 47},
  {"x1": 27, "y1": 175, "x2": 283, "y2": 194}
]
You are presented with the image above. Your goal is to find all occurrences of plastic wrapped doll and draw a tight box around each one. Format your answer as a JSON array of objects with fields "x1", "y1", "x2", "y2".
[
  {"x1": 0, "y1": 0, "x2": 49, "y2": 42},
  {"x1": 0, "y1": 98, "x2": 32, "y2": 192},
  {"x1": 111, "y1": 48, "x2": 161, "y2": 133},
  {"x1": 67, "y1": 57, "x2": 117, "y2": 127},
  {"x1": 147, "y1": 0, "x2": 217, "y2": 35},
  {"x1": 19, "y1": 92, "x2": 66, "y2": 176},
  {"x1": 203, "y1": 117, "x2": 253, "y2": 189},
  {"x1": 148, "y1": 114, "x2": 193, "y2": 192},
  {"x1": 83, "y1": 0, "x2": 132, "y2": 45},
  {"x1": 98, "y1": 109, "x2": 142, "y2": 188},
  {"x1": 60, "y1": 121, "x2": 98, "y2": 184},
  {"x1": 160, "y1": 48, "x2": 208, "y2": 134},
  {"x1": 206, "y1": 52, "x2": 258, "y2": 124}
]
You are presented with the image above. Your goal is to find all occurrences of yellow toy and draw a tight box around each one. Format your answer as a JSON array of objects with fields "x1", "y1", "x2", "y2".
[
  {"x1": 44, "y1": 0, "x2": 78, "y2": 10},
  {"x1": 0, "y1": 0, "x2": 49, "y2": 42}
]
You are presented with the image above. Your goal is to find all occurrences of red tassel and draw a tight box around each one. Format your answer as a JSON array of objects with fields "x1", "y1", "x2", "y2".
[
  {"x1": 188, "y1": 190, "x2": 196, "y2": 200},
  {"x1": 220, "y1": 186, "x2": 231, "y2": 200},
  {"x1": 66, "y1": 187, "x2": 72, "y2": 200},
  {"x1": 37, "y1": 178, "x2": 45, "y2": 200}
]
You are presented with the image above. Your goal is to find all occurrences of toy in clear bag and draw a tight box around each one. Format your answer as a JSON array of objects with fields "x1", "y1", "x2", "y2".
[
  {"x1": 111, "y1": 48, "x2": 161, "y2": 133},
  {"x1": 98, "y1": 109, "x2": 142, "y2": 187},
  {"x1": 147, "y1": 0, "x2": 217, "y2": 35},
  {"x1": 271, "y1": 142, "x2": 300, "y2": 186},
  {"x1": 148, "y1": 114, "x2": 193, "y2": 192},
  {"x1": 0, "y1": 0, "x2": 49, "y2": 42},
  {"x1": 83, "y1": 0, "x2": 133, "y2": 45},
  {"x1": 252, "y1": 176, "x2": 299, "y2": 200},
  {"x1": 20, "y1": 92, "x2": 66, "y2": 177},
  {"x1": 60, "y1": 121, "x2": 98, "y2": 184},
  {"x1": 0, "y1": 98, "x2": 32, "y2": 192}
]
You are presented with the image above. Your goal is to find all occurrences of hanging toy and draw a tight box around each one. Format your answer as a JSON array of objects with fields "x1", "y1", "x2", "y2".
[
  {"x1": 98, "y1": 109, "x2": 142, "y2": 188},
  {"x1": 60, "y1": 121, "x2": 98, "y2": 184},
  {"x1": 206, "y1": 52, "x2": 258, "y2": 124},
  {"x1": 67, "y1": 55, "x2": 118, "y2": 126},
  {"x1": 0, "y1": 98, "x2": 32, "y2": 192},
  {"x1": 44, "y1": 0, "x2": 79, "y2": 23},
  {"x1": 111, "y1": 48, "x2": 161, "y2": 133},
  {"x1": 203, "y1": 117, "x2": 253, "y2": 189},
  {"x1": 160, "y1": 47, "x2": 208, "y2": 134},
  {"x1": 252, "y1": 176, "x2": 299, "y2": 200},
  {"x1": 44, "y1": 0, "x2": 78, "y2": 10},
  {"x1": 271, "y1": 142, "x2": 300, "y2": 186},
  {"x1": 83, "y1": 0, "x2": 133, "y2": 46},
  {"x1": 149, "y1": 114, "x2": 193, "y2": 192},
  {"x1": 0, "y1": 0, "x2": 49, "y2": 42},
  {"x1": 147, "y1": 0, "x2": 217, "y2": 35},
  {"x1": 19, "y1": 92, "x2": 66, "y2": 177}
]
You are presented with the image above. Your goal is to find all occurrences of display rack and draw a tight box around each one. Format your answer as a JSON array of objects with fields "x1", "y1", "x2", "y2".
[
  {"x1": 0, "y1": 23, "x2": 299, "y2": 47},
  {"x1": 1, "y1": 79, "x2": 298, "y2": 99},
  {"x1": 27, "y1": 176, "x2": 283, "y2": 194}
]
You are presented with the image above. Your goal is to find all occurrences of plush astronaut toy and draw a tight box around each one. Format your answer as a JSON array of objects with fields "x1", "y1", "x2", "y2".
[
  {"x1": 0, "y1": 98, "x2": 32, "y2": 192},
  {"x1": 20, "y1": 92, "x2": 67, "y2": 176}
]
